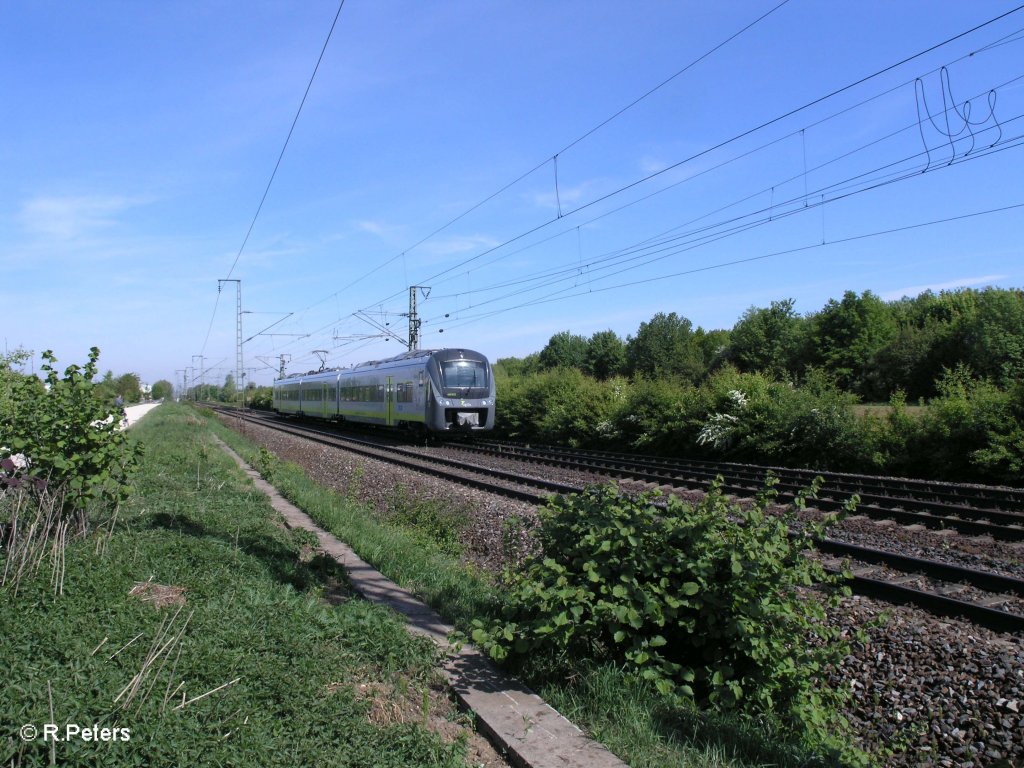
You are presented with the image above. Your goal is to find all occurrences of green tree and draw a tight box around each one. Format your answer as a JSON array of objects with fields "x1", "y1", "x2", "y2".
[
  {"x1": 809, "y1": 290, "x2": 896, "y2": 397},
  {"x1": 626, "y1": 312, "x2": 705, "y2": 382},
  {"x1": 729, "y1": 299, "x2": 800, "y2": 379},
  {"x1": 113, "y1": 372, "x2": 142, "y2": 403},
  {"x1": 695, "y1": 327, "x2": 731, "y2": 374},
  {"x1": 151, "y1": 379, "x2": 174, "y2": 401},
  {"x1": 494, "y1": 354, "x2": 541, "y2": 378},
  {"x1": 538, "y1": 331, "x2": 588, "y2": 371},
  {"x1": 584, "y1": 330, "x2": 626, "y2": 380},
  {"x1": 966, "y1": 288, "x2": 1024, "y2": 386}
]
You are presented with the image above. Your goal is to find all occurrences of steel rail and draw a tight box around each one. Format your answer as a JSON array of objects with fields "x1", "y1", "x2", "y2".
[
  {"x1": 469, "y1": 439, "x2": 1024, "y2": 509},
  {"x1": 457, "y1": 440, "x2": 1024, "y2": 540}
]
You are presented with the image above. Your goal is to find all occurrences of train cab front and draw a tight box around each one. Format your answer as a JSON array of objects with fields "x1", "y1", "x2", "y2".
[{"x1": 429, "y1": 349, "x2": 495, "y2": 432}]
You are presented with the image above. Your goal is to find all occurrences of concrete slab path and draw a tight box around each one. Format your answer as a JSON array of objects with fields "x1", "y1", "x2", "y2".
[{"x1": 123, "y1": 402, "x2": 162, "y2": 428}]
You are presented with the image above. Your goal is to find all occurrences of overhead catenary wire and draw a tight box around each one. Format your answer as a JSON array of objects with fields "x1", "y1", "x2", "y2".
[
  {"x1": 198, "y1": 0, "x2": 346, "y2": 359},
  {"x1": 420, "y1": 65, "x2": 1024, "y2": 304},
  {"x1": 242, "y1": 6, "x2": 1024, "y2": 374},
  {"x1": 225, "y1": 0, "x2": 346, "y2": 281},
  {"x1": 256, "y1": 97, "x2": 1022, "y2": 372},
  {"x1": 429, "y1": 78, "x2": 1024, "y2": 307},
  {"x1": 268, "y1": 119, "x2": 1024, "y2": 373},
  {"x1": 287, "y1": 0, "x2": 795, "y2": 315},
  {"x1": 399, "y1": 4, "x2": 1024, "y2": 300},
  {"x1": 438, "y1": 200, "x2": 1024, "y2": 330},
  {"x1": 424, "y1": 121, "x2": 1024, "y2": 325},
  {"x1": 443, "y1": 29, "x2": 1024, "y2": 295}
]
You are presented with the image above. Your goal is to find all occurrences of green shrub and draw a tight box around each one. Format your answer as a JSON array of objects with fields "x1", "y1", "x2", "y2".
[
  {"x1": 612, "y1": 377, "x2": 700, "y2": 454},
  {"x1": 468, "y1": 480, "x2": 856, "y2": 753},
  {"x1": 693, "y1": 367, "x2": 875, "y2": 471},
  {"x1": 901, "y1": 365, "x2": 1023, "y2": 483},
  {"x1": 495, "y1": 368, "x2": 624, "y2": 446},
  {"x1": 1, "y1": 348, "x2": 140, "y2": 509},
  {"x1": 246, "y1": 386, "x2": 273, "y2": 409}
]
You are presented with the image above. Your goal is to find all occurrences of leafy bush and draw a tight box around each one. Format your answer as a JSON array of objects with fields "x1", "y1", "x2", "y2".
[
  {"x1": 897, "y1": 365, "x2": 1023, "y2": 483},
  {"x1": 495, "y1": 368, "x2": 624, "y2": 446},
  {"x1": 0, "y1": 348, "x2": 141, "y2": 509},
  {"x1": 612, "y1": 376, "x2": 700, "y2": 454},
  {"x1": 246, "y1": 385, "x2": 273, "y2": 409},
  {"x1": 688, "y1": 367, "x2": 875, "y2": 470},
  {"x1": 468, "y1": 480, "x2": 856, "y2": 752}
]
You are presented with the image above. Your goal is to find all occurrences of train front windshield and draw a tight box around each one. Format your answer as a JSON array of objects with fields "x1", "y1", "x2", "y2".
[{"x1": 441, "y1": 360, "x2": 488, "y2": 390}]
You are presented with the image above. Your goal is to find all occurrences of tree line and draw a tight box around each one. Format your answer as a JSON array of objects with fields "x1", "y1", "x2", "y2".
[
  {"x1": 509, "y1": 287, "x2": 1024, "y2": 401},
  {"x1": 494, "y1": 287, "x2": 1024, "y2": 485}
]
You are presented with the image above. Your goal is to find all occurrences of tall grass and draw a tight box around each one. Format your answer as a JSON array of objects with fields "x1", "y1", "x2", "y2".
[{"x1": 0, "y1": 484, "x2": 86, "y2": 597}]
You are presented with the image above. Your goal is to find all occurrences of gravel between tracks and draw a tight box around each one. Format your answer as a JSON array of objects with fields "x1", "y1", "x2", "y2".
[{"x1": 226, "y1": 417, "x2": 1023, "y2": 767}]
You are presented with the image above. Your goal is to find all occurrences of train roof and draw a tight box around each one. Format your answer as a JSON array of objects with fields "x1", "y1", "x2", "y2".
[{"x1": 275, "y1": 348, "x2": 486, "y2": 381}]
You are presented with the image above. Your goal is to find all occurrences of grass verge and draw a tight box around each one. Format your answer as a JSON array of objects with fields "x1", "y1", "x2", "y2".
[
  {"x1": 205, "y1": 407, "x2": 854, "y2": 768},
  {"x1": 1, "y1": 404, "x2": 471, "y2": 767}
]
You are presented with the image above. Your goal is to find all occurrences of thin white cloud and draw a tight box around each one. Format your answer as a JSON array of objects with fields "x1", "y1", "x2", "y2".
[
  {"x1": 355, "y1": 220, "x2": 389, "y2": 237},
  {"x1": 421, "y1": 234, "x2": 500, "y2": 257},
  {"x1": 19, "y1": 194, "x2": 135, "y2": 241},
  {"x1": 639, "y1": 155, "x2": 669, "y2": 175},
  {"x1": 530, "y1": 180, "x2": 598, "y2": 212},
  {"x1": 880, "y1": 274, "x2": 1008, "y2": 301}
]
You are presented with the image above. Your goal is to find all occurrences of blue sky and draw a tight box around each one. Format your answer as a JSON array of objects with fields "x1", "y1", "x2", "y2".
[{"x1": 3, "y1": 1, "x2": 1023, "y2": 389}]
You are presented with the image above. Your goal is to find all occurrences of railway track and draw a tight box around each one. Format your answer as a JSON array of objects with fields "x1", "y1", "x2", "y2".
[
  {"x1": 216, "y1": 408, "x2": 1024, "y2": 632},
  {"x1": 460, "y1": 439, "x2": 1024, "y2": 540}
]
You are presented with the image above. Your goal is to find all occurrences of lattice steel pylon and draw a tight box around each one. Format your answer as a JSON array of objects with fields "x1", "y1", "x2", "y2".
[
  {"x1": 407, "y1": 285, "x2": 429, "y2": 351},
  {"x1": 219, "y1": 279, "x2": 243, "y2": 394}
]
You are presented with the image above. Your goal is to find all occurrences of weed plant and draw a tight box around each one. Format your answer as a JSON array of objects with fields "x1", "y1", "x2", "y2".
[{"x1": 466, "y1": 481, "x2": 863, "y2": 764}]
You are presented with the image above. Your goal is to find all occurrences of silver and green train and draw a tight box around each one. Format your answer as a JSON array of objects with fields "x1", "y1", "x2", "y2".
[{"x1": 272, "y1": 348, "x2": 495, "y2": 434}]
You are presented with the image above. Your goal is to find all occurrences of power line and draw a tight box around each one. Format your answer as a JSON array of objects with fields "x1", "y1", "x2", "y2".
[
  {"x1": 242, "y1": 6, "x2": 1024, "y2": 370},
  {"x1": 439, "y1": 200, "x2": 1024, "y2": 329},
  {"x1": 247, "y1": 107, "x2": 1022, "y2": 373},
  {"x1": 225, "y1": 0, "x2": 346, "y2": 280},
  {"x1": 201, "y1": 0, "x2": 345, "y2": 358},
  {"x1": 422, "y1": 30, "x2": 1024, "y2": 302},
  {"x1": 402, "y1": 4, "x2": 1024, "y2": 299},
  {"x1": 426, "y1": 122, "x2": 1024, "y2": 324},
  {"x1": 290, "y1": 0, "x2": 793, "y2": 311}
]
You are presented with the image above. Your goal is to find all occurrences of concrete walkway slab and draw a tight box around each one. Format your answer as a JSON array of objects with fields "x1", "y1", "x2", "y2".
[
  {"x1": 214, "y1": 436, "x2": 628, "y2": 768},
  {"x1": 123, "y1": 402, "x2": 162, "y2": 429}
]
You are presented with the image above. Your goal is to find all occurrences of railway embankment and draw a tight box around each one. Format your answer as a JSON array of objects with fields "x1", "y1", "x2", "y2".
[
  {"x1": 217, "y1": 409, "x2": 1024, "y2": 767},
  {"x1": 212, "y1": 409, "x2": 869, "y2": 765}
]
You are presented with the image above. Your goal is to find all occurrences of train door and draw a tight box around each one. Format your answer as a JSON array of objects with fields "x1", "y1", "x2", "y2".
[
  {"x1": 321, "y1": 382, "x2": 329, "y2": 418},
  {"x1": 385, "y1": 376, "x2": 395, "y2": 426}
]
